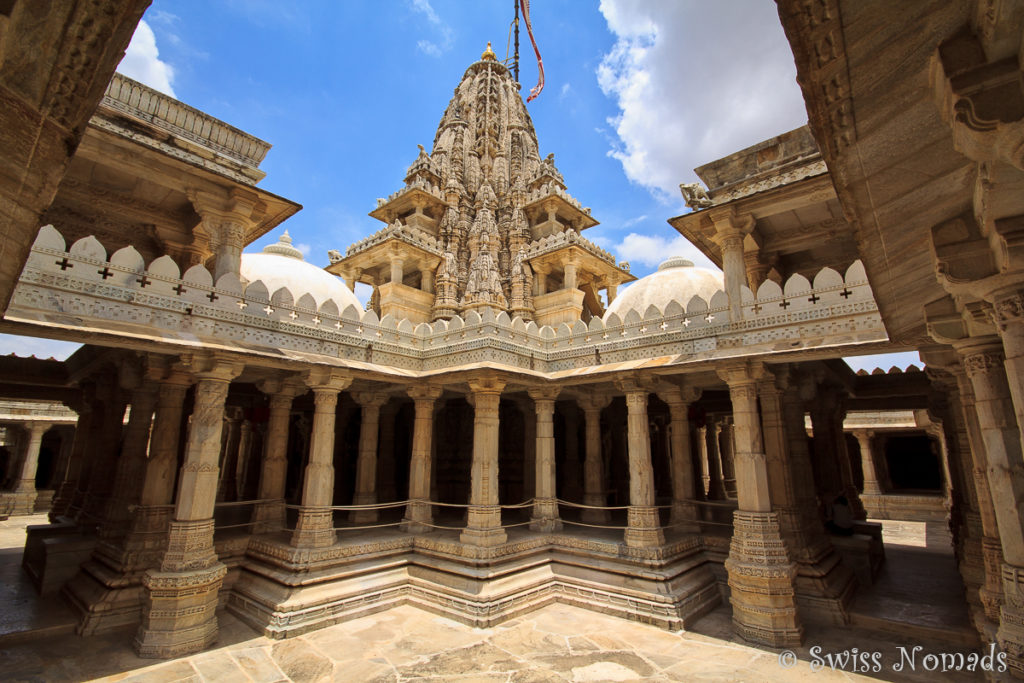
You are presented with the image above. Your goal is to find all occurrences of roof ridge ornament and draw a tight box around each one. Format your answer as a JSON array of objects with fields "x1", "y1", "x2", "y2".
[{"x1": 262, "y1": 230, "x2": 304, "y2": 260}]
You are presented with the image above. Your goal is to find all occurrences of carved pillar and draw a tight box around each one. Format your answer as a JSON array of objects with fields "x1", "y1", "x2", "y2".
[
  {"x1": 710, "y1": 210, "x2": 753, "y2": 320},
  {"x1": 215, "y1": 408, "x2": 242, "y2": 503},
  {"x1": 78, "y1": 374, "x2": 127, "y2": 526},
  {"x1": 719, "y1": 362, "x2": 802, "y2": 648},
  {"x1": 617, "y1": 381, "x2": 664, "y2": 548},
  {"x1": 520, "y1": 400, "x2": 536, "y2": 500},
  {"x1": 102, "y1": 376, "x2": 159, "y2": 538},
  {"x1": 580, "y1": 395, "x2": 612, "y2": 524},
  {"x1": 561, "y1": 402, "x2": 581, "y2": 501},
  {"x1": 958, "y1": 338, "x2": 1024, "y2": 664},
  {"x1": 402, "y1": 386, "x2": 442, "y2": 533},
  {"x1": 136, "y1": 356, "x2": 243, "y2": 658},
  {"x1": 187, "y1": 188, "x2": 259, "y2": 282},
  {"x1": 706, "y1": 418, "x2": 727, "y2": 500},
  {"x1": 291, "y1": 371, "x2": 351, "y2": 548},
  {"x1": 719, "y1": 418, "x2": 737, "y2": 498},
  {"x1": 853, "y1": 430, "x2": 881, "y2": 496},
  {"x1": 658, "y1": 386, "x2": 701, "y2": 528},
  {"x1": 350, "y1": 392, "x2": 388, "y2": 524},
  {"x1": 51, "y1": 388, "x2": 94, "y2": 521},
  {"x1": 10, "y1": 422, "x2": 51, "y2": 514},
  {"x1": 528, "y1": 387, "x2": 561, "y2": 532},
  {"x1": 952, "y1": 365, "x2": 1005, "y2": 624},
  {"x1": 48, "y1": 426, "x2": 76, "y2": 492},
  {"x1": 253, "y1": 378, "x2": 305, "y2": 534},
  {"x1": 377, "y1": 402, "x2": 399, "y2": 503},
  {"x1": 993, "y1": 289, "x2": 1024, "y2": 458},
  {"x1": 460, "y1": 377, "x2": 507, "y2": 547}
]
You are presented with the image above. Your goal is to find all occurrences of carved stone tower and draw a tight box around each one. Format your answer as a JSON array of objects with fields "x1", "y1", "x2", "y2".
[{"x1": 329, "y1": 44, "x2": 633, "y2": 325}]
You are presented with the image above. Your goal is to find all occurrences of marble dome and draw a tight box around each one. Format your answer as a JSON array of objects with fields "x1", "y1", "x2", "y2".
[
  {"x1": 240, "y1": 231, "x2": 361, "y2": 311},
  {"x1": 605, "y1": 256, "x2": 724, "y2": 318}
]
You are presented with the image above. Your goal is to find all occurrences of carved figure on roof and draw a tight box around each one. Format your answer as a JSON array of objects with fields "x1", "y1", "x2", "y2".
[{"x1": 680, "y1": 182, "x2": 713, "y2": 210}]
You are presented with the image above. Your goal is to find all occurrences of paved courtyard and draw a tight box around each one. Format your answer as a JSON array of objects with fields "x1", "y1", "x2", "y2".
[{"x1": 0, "y1": 515, "x2": 1006, "y2": 682}]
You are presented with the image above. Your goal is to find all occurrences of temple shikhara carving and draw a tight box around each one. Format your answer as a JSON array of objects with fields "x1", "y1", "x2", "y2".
[{"x1": 4, "y1": 1, "x2": 1024, "y2": 679}]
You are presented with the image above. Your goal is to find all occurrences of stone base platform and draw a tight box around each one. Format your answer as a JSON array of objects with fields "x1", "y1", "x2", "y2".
[
  {"x1": 228, "y1": 527, "x2": 720, "y2": 639},
  {"x1": 22, "y1": 521, "x2": 97, "y2": 595},
  {"x1": 862, "y1": 492, "x2": 947, "y2": 523}
]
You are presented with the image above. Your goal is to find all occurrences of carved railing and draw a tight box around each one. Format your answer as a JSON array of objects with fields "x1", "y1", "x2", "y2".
[{"x1": 7, "y1": 226, "x2": 887, "y2": 375}]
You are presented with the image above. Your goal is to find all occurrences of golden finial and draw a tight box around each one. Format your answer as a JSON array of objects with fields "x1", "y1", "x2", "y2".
[{"x1": 481, "y1": 41, "x2": 497, "y2": 61}]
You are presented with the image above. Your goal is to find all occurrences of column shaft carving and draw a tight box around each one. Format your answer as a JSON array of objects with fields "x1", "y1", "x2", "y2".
[
  {"x1": 253, "y1": 378, "x2": 304, "y2": 534},
  {"x1": 529, "y1": 387, "x2": 561, "y2": 532},
  {"x1": 461, "y1": 378, "x2": 507, "y2": 547},
  {"x1": 51, "y1": 390, "x2": 94, "y2": 521},
  {"x1": 403, "y1": 386, "x2": 442, "y2": 533},
  {"x1": 659, "y1": 387, "x2": 700, "y2": 529},
  {"x1": 580, "y1": 395, "x2": 612, "y2": 524},
  {"x1": 136, "y1": 356, "x2": 242, "y2": 658},
  {"x1": 292, "y1": 373, "x2": 351, "y2": 548},
  {"x1": 351, "y1": 392, "x2": 388, "y2": 525},
  {"x1": 620, "y1": 388, "x2": 664, "y2": 548},
  {"x1": 10, "y1": 422, "x2": 51, "y2": 514}
]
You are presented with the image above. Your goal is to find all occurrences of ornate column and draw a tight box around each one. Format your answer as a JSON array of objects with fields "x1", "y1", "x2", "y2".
[
  {"x1": 376, "y1": 402, "x2": 399, "y2": 503},
  {"x1": 78, "y1": 373, "x2": 127, "y2": 526},
  {"x1": 187, "y1": 188, "x2": 260, "y2": 282},
  {"x1": 51, "y1": 387, "x2": 94, "y2": 521},
  {"x1": 520, "y1": 400, "x2": 537, "y2": 500},
  {"x1": 710, "y1": 209, "x2": 754, "y2": 320},
  {"x1": 718, "y1": 362, "x2": 802, "y2": 648},
  {"x1": 561, "y1": 402, "x2": 582, "y2": 501},
  {"x1": 720, "y1": 418, "x2": 738, "y2": 498},
  {"x1": 460, "y1": 377, "x2": 507, "y2": 547},
  {"x1": 402, "y1": 386, "x2": 442, "y2": 533},
  {"x1": 136, "y1": 355, "x2": 243, "y2": 658},
  {"x1": 657, "y1": 386, "x2": 701, "y2": 527},
  {"x1": 102, "y1": 364, "x2": 159, "y2": 538},
  {"x1": 957, "y1": 338, "x2": 1024, "y2": 661},
  {"x1": 952, "y1": 364, "x2": 1005, "y2": 624},
  {"x1": 706, "y1": 418, "x2": 727, "y2": 500},
  {"x1": 10, "y1": 421, "x2": 51, "y2": 514},
  {"x1": 48, "y1": 426, "x2": 75, "y2": 492},
  {"x1": 853, "y1": 430, "x2": 881, "y2": 495},
  {"x1": 579, "y1": 395, "x2": 612, "y2": 524},
  {"x1": 350, "y1": 392, "x2": 389, "y2": 525},
  {"x1": 291, "y1": 371, "x2": 351, "y2": 548},
  {"x1": 528, "y1": 387, "x2": 561, "y2": 532},
  {"x1": 992, "y1": 288, "x2": 1024, "y2": 457},
  {"x1": 252, "y1": 377, "x2": 306, "y2": 534},
  {"x1": 215, "y1": 407, "x2": 242, "y2": 502},
  {"x1": 616, "y1": 380, "x2": 664, "y2": 548}
]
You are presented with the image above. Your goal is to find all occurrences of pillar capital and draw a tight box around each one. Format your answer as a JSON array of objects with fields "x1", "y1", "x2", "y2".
[
  {"x1": 304, "y1": 368, "x2": 352, "y2": 393},
  {"x1": 614, "y1": 376, "x2": 653, "y2": 395},
  {"x1": 709, "y1": 207, "x2": 755, "y2": 241},
  {"x1": 656, "y1": 385, "x2": 701, "y2": 410},
  {"x1": 467, "y1": 376, "x2": 507, "y2": 395},
  {"x1": 717, "y1": 361, "x2": 766, "y2": 388},
  {"x1": 527, "y1": 386, "x2": 561, "y2": 403},
  {"x1": 257, "y1": 374, "x2": 307, "y2": 398},
  {"x1": 352, "y1": 390, "x2": 389, "y2": 408},
  {"x1": 181, "y1": 353, "x2": 245, "y2": 383},
  {"x1": 407, "y1": 385, "x2": 443, "y2": 402},
  {"x1": 577, "y1": 393, "x2": 613, "y2": 414}
]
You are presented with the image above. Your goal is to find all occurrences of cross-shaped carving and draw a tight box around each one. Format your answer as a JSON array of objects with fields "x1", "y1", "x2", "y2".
[
  {"x1": 55, "y1": 258, "x2": 73, "y2": 271},
  {"x1": 839, "y1": 288, "x2": 852, "y2": 299},
  {"x1": 808, "y1": 293, "x2": 821, "y2": 304},
  {"x1": 683, "y1": 317, "x2": 691, "y2": 327},
  {"x1": 97, "y1": 267, "x2": 113, "y2": 280},
  {"x1": 659, "y1": 321, "x2": 668, "y2": 330},
  {"x1": 263, "y1": 305, "x2": 274, "y2": 315},
  {"x1": 206, "y1": 291, "x2": 219, "y2": 303},
  {"x1": 289, "y1": 310, "x2": 299, "y2": 320},
  {"x1": 335, "y1": 320, "x2": 343, "y2": 330},
  {"x1": 639, "y1": 326, "x2": 647, "y2": 334},
  {"x1": 705, "y1": 314, "x2": 715, "y2": 323},
  {"x1": 236, "y1": 299, "x2": 247, "y2": 310},
  {"x1": 312, "y1": 316, "x2": 321, "y2": 325},
  {"x1": 752, "y1": 303, "x2": 763, "y2": 314},
  {"x1": 172, "y1": 284, "x2": 187, "y2": 296},
  {"x1": 136, "y1": 275, "x2": 151, "y2": 288},
  {"x1": 779, "y1": 299, "x2": 791, "y2": 309}
]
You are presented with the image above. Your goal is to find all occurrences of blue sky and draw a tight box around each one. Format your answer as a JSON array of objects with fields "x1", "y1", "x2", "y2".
[{"x1": 1, "y1": 1, "x2": 920, "y2": 372}]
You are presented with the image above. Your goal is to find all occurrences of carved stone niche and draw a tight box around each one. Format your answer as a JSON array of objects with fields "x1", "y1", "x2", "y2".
[{"x1": 932, "y1": 25, "x2": 1024, "y2": 170}]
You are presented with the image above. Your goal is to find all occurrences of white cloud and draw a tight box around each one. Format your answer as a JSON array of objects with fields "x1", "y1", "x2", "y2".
[
  {"x1": 117, "y1": 20, "x2": 176, "y2": 97},
  {"x1": 294, "y1": 242, "x2": 312, "y2": 258},
  {"x1": 613, "y1": 232, "x2": 719, "y2": 272},
  {"x1": 597, "y1": 1, "x2": 807, "y2": 201},
  {"x1": 622, "y1": 214, "x2": 648, "y2": 228},
  {"x1": 410, "y1": 0, "x2": 453, "y2": 58},
  {"x1": 560, "y1": 83, "x2": 572, "y2": 99}
]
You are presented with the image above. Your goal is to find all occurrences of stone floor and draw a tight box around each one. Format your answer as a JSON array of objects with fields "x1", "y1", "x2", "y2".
[{"x1": 0, "y1": 515, "x2": 1009, "y2": 682}]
